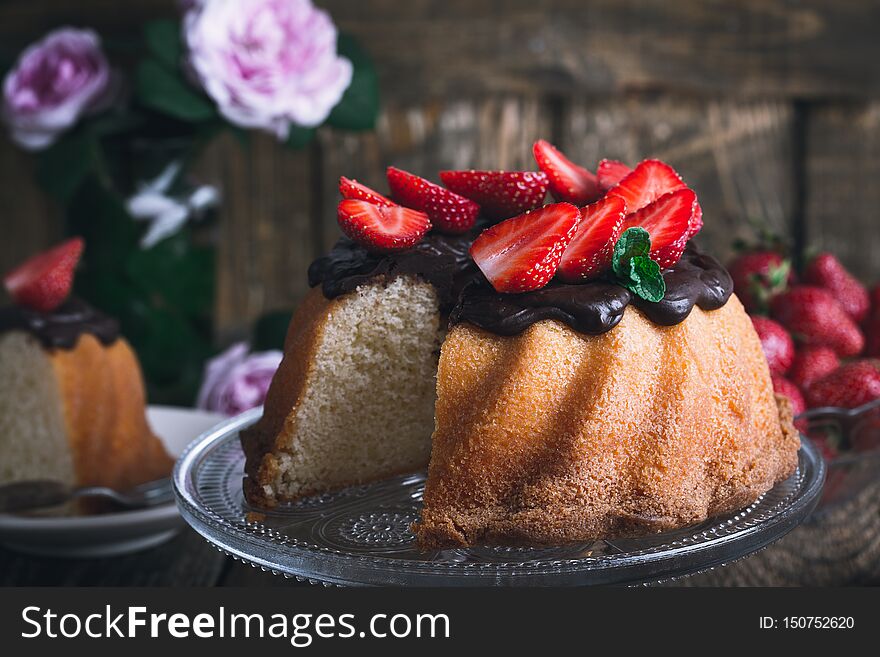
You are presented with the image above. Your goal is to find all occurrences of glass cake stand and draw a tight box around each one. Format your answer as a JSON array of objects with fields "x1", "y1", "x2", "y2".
[{"x1": 173, "y1": 408, "x2": 825, "y2": 587}]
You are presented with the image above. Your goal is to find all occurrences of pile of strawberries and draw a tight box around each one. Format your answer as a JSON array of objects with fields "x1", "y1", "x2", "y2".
[
  {"x1": 336, "y1": 140, "x2": 701, "y2": 293},
  {"x1": 733, "y1": 247, "x2": 880, "y2": 457}
]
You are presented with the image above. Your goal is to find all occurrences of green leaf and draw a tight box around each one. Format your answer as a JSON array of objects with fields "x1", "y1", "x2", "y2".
[
  {"x1": 612, "y1": 227, "x2": 666, "y2": 303},
  {"x1": 36, "y1": 131, "x2": 96, "y2": 202},
  {"x1": 66, "y1": 177, "x2": 140, "y2": 271},
  {"x1": 126, "y1": 230, "x2": 215, "y2": 320},
  {"x1": 144, "y1": 19, "x2": 182, "y2": 71},
  {"x1": 136, "y1": 59, "x2": 215, "y2": 122},
  {"x1": 326, "y1": 34, "x2": 380, "y2": 131},
  {"x1": 286, "y1": 124, "x2": 316, "y2": 149}
]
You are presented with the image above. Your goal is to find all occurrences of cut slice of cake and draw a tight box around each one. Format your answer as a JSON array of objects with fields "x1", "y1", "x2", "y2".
[
  {"x1": 0, "y1": 239, "x2": 173, "y2": 499},
  {"x1": 0, "y1": 320, "x2": 174, "y2": 492}
]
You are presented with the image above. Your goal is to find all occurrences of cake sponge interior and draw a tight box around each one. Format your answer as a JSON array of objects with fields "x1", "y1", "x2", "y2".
[
  {"x1": 0, "y1": 332, "x2": 75, "y2": 486},
  {"x1": 250, "y1": 276, "x2": 442, "y2": 503}
]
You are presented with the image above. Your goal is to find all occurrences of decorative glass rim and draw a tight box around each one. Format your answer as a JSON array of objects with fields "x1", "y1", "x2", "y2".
[{"x1": 173, "y1": 408, "x2": 826, "y2": 586}]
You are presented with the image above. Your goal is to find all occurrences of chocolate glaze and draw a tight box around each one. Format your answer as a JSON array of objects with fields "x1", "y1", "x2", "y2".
[
  {"x1": 453, "y1": 245, "x2": 734, "y2": 335},
  {"x1": 0, "y1": 297, "x2": 120, "y2": 349},
  {"x1": 309, "y1": 234, "x2": 734, "y2": 337},
  {"x1": 308, "y1": 232, "x2": 476, "y2": 310}
]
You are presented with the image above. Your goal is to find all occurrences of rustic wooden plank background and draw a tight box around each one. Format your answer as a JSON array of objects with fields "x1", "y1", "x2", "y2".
[{"x1": 1, "y1": 0, "x2": 879, "y2": 338}]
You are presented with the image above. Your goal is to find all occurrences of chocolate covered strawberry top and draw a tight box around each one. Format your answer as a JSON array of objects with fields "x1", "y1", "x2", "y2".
[
  {"x1": 317, "y1": 141, "x2": 733, "y2": 335},
  {"x1": 451, "y1": 244, "x2": 732, "y2": 335}
]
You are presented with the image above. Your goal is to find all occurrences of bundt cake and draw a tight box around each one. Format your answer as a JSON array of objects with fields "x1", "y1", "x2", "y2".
[
  {"x1": 241, "y1": 146, "x2": 800, "y2": 549},
  {"x1": 0, "y1": 239, "x2": 173, "y2": 503},
  {"x1": 413, "y1": 271, "x2": 799, "y2": 547}
]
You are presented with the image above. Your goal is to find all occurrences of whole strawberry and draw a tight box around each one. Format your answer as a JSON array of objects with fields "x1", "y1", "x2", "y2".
[
  {"x1": 771, "y1": 375, "x2": 806, "y2": 416},
  {"x1": 770, "y1": 286, "x2": 864, "y2": 358},
  {"x1": 803, "y1": 252, "x2": 869, "y2": 323},
  {"x1": 750, "y1": 316, "x2": 794, "y2": 376},
  {"x1": 727, "y1": 251, "x2": 792, "y2": 314},
  {"x1": 788, "y1": 346, "x2": 839, "y2": 391},
  {"x1": 806, "y1": 359, "x2": 880, "y2": 409}
]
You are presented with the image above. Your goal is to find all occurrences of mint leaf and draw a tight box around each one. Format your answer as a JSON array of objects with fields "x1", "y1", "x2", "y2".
[
  {"x1": 627, "y1": 255, "x2": 665, "y2": 301},
  {"x1": 611, "y1": 227, "x2": 666, "y2": 303}
]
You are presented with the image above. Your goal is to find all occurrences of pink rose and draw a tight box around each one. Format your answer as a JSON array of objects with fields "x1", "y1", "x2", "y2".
[
  {"x1": 196, "y1": 342, "x2": 282, "y2": 416},
  {"x1": 2, "y1": 28, "x2": 116, "y2": 150},
  {"x1": 183, "y1": 0, "x2": 353, "y2": 139}
]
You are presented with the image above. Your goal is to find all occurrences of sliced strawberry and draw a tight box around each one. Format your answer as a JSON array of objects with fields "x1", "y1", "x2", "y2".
[
  {"x1": 596, "y1": 159, "x2": 632, "y2": 192},
  {"x1": 438, "y1": 170, "x2": 548, "y2": 221},
  {"x1": 337, "y1": 199, "x2": 431, "y2": 253},
  {"x1": 557, "y1": 195, "x2": 626, "y2": 282},
  {"x1": 532, "y1": 140, "x2": 602, "y2": 205},
  {"x1": 339, "y1": 177, "x2": 395, "y2": 207},
  {"x1": 3, "y1": 237, "x2": 84, "y2": 312},
  {"x1": 386, "y1": 167, "x2": 479, "y2": 234},
  {"x1": 621, "y1": 188, "x2": 696, "y2": 269},
  {"x1": 608, "y1": 159, "x2": 685, "y2": 214},
  {"x1": 470, "y1": 202, "x2": 580, "y2": 293},
  {"x1": 688, "y1": 202, "x2": 703, "y2": 238}
]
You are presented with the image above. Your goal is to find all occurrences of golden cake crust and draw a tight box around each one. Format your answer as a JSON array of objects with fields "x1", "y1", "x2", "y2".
[
  {"x1": 240, "y1": 286, "x2": 331, "y2": 507},
  {"x1": 50, "y1": 334, "x2": 174, "y2": 490},
  {"x1": 414, "y1": 295, "x2": 800, "y2": 549}
]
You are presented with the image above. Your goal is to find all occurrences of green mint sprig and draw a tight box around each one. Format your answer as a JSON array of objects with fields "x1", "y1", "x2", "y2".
[{"x1": 611, "y1": 227, "x2": 666, "y2": 302}]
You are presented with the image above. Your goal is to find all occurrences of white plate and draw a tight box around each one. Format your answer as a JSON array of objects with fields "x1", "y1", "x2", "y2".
[{"x1": 0, "y1": 405, "x2": 225, "y2": 558}]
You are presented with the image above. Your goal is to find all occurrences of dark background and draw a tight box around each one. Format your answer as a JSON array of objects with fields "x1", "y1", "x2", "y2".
[{"x1": 2, "y1": 0, "x2": 879, "y2": 344}]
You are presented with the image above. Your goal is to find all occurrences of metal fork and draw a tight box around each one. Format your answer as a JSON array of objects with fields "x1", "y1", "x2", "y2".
[{"x1": 0, "y1": 478, "x2": 174, "y2": 514}]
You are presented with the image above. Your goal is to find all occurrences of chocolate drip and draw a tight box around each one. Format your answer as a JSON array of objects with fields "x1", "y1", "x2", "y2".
[
  {"x1": 0, "y1": 298, "x2": 120, "y2": 349},
  {"x1": 633, "y1": 248, "x2": 734, "y2": 325},
  {"x1": 308, "y1": 233, "x2": 475, "y2": 310},
  {"x1": 309, "y1": 235, "x2": 734, "y2": 337},
  {"x1": 451, "y1": 282, "x2": 633, "y2": 336},
  {"x1": 454, "y1": 246, "x2": 734, "y2": 335}
]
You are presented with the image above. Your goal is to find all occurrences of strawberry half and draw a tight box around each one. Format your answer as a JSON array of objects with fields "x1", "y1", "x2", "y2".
[
  {"x1": 337, "y1": 199, "x2": 431, "y2": 253},
  {"x1": 339, "y1": 177, "x2": 395, "y2": 207},
  {"x1": 532, "y1": 140, "x2": 602, "y2": 205},
  {"x1": 3, "y1": 237, "x2": 84, "y2": 312},
  {"x1": 557, "y1": 195, "x2": 626, "y2": 282},
  {"x1": 596, "y1": 159, "x2": 632, "y2": 192},
  {"x1": 608, "y1": 159, "x2": 685, "y2": 214},
  {"x1": 621, "y1": 188, "x2": 696, "y2": 269},
  {"x1": 470, "y1": 202, "x2": 580, "y2": 293},
  {"x1": 386, "y1": 167, "x2": 479, "y2": 234},
  {"x1": 438, "y1": 170, "x2": 548, "y2": 221},
  {"x1": 688, "y1": 203, "x2": 703, "y2": 238}
]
